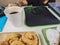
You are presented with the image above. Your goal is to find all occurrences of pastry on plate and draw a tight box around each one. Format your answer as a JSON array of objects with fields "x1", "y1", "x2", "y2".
[
  {"x1": 11, "y1": 40, "x2": 25, "y2": 45},
  {"x1": 0, "y1": 32, "x2": 40, "y2": 45},
  {"x1": 0, "y1": 41, "x2": 9, "y2": 45},
  {"x1": 21, "y1": 32, "x2": 39, "y2": 45},
  {"x1": 5, "y1": 33, "x2": 21, "y2": 44}
]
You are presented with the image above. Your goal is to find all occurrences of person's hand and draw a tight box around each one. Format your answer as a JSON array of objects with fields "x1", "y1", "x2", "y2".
[
  {"x1": 7, "y1": 3, "x2": 19, "y2": 7},
  {"x1": 7, "y1": 2, "x2": 22, "y2": 7},
  {"x1": 21, "y1": 0, "x2": 28, "y2": 6},
  {"x1": 7, "y1": 0, "x2": 28, "y2": 7},
  {"x1": 43, "y1": 0, "x2": 49, "y2": 4}
]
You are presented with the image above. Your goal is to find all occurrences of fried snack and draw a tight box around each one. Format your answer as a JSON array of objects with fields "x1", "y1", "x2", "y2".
[
  {"x1": 0, "y1": 41, "x2": 9, "y2": 45},
  {"x1": 5, "y1": 33, "x2": 21, "y2": 44},
  {"x1": 21, "y1": 32, "x2": 39, "y2": 45},
  {"x1": 0, "y1": 41, "x2": 4, "y2": 45},
  {"x1": 0, "y1": 32, "x2": 40, "y2": 45},
  {"x1": 11, "y1": 40, "x2": 25, "y2": 45}
]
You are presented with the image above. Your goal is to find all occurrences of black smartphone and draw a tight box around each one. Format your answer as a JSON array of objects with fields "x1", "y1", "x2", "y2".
[{"x1": 0, "y1": 6, "x2": 5, "y2": 17}]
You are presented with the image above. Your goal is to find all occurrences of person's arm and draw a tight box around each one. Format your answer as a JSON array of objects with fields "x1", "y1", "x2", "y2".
[{"x1": 43, "y1": 0, "x2": 49, "y2": 4}]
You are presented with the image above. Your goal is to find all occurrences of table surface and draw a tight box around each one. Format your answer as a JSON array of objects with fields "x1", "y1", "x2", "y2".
[
  {"x1": 3, "y1": 6, "x2": 60, "y2": 32},
  {"x1": 2, "y1": 6, "x2": 60, "y2": 45}
]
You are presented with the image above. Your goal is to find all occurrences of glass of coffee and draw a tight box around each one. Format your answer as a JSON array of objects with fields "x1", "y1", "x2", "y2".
[{"x1": 4, "y1": 6, "x2": 25, "y2": 27}]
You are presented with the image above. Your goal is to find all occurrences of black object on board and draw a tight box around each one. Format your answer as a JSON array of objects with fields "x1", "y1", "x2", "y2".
[{"x1": 0, "y1": 6, "x2": 5, "y2": 17}]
